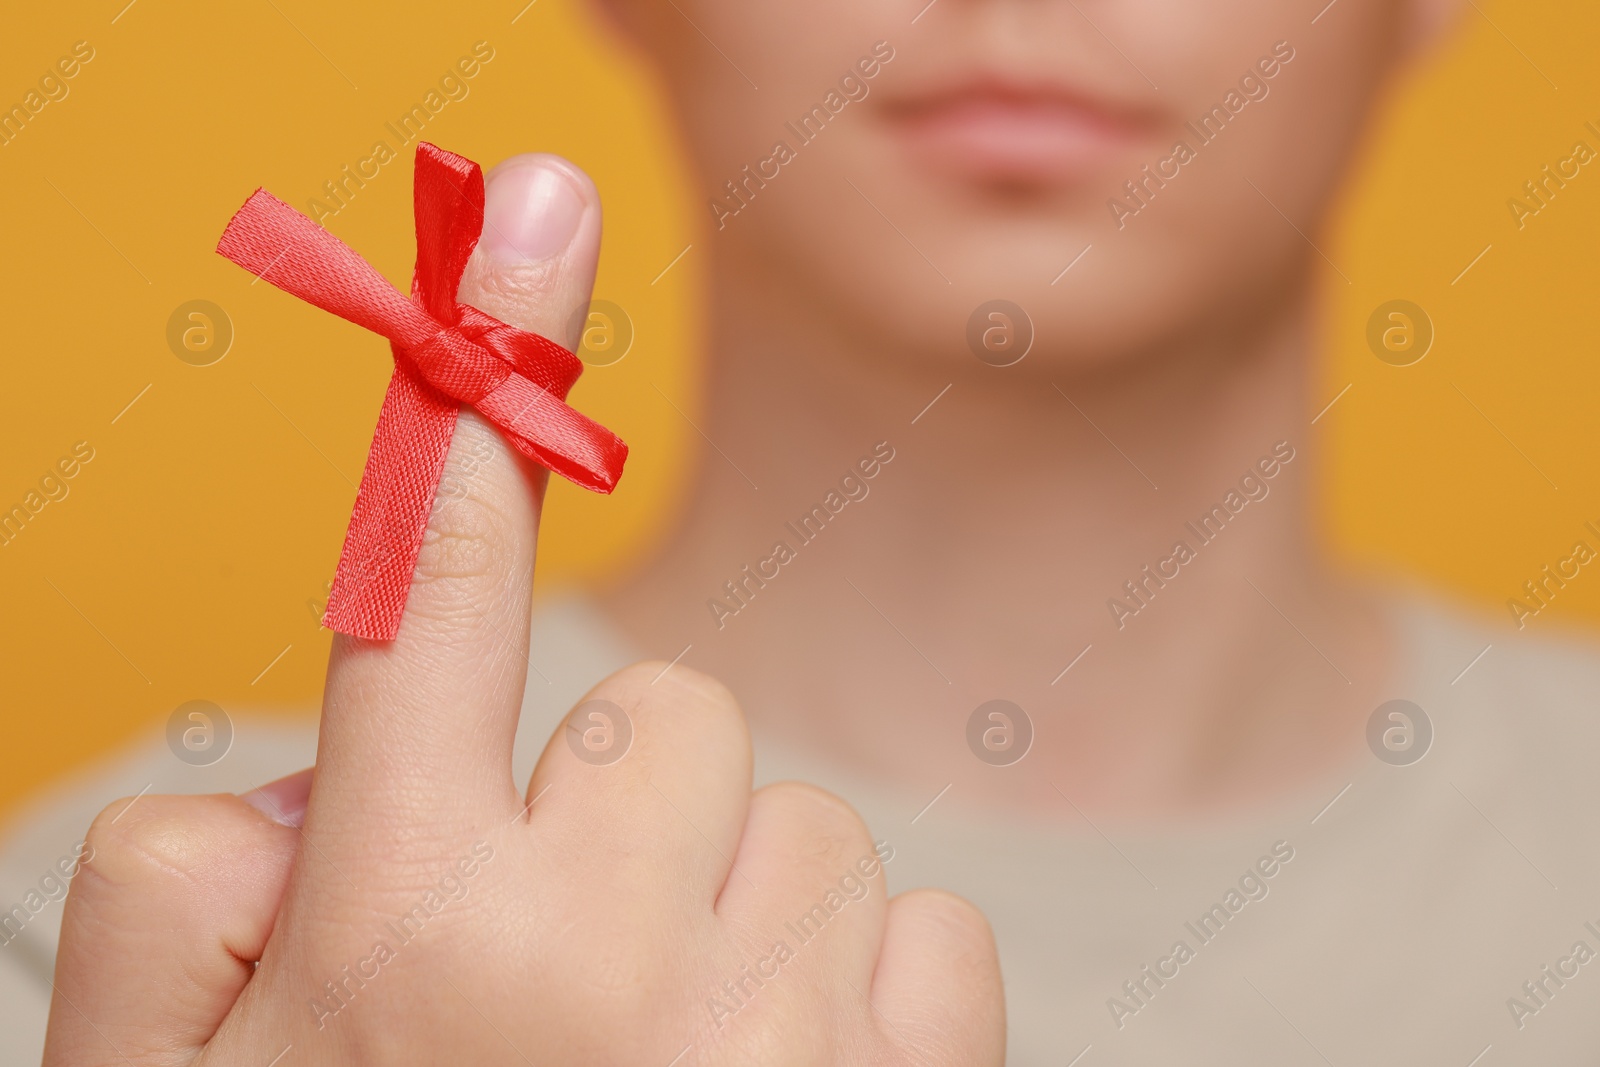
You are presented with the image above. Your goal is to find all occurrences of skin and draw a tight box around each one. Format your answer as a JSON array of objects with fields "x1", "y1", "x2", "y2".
[
  {"x1": 47, "y1": 0, "x2": 1467, "y2": 1060},
  {"x1": 44, "y1": 160, "x2": 1002, "y2": 1065},
  {"x1": 594, "y1": 0, "x2": 1466, "y2": 815}
]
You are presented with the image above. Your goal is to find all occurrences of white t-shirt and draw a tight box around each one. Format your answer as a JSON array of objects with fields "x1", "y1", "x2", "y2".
[{"x1": 3, "y1": 593, "x2": 1598, "y2": 1064}]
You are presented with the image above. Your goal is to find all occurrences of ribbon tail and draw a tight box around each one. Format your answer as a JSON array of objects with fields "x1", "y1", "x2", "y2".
[
  {"x1": 324, "y1": 366, "x2": 460, "y2": 640},
  {"x1": 476, "y1": 374, "x2": 628, "y2": 494},
  {"x1": 216, "y1": 189, "x2": 438, "y2": 349}
]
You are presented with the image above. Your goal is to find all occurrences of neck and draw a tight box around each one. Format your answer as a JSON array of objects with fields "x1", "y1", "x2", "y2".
[{"x1": 598, "y1": 256, "x2": 1393, "y2": 818}]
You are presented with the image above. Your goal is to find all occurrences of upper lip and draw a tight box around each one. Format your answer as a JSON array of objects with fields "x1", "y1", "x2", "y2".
[{"x1": 878, "y1": 73, "x2": 1164, "y2": 133}]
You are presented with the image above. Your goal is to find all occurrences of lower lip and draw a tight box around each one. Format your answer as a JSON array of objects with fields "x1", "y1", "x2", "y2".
[{"x1": 887, "y1": 98, "x2": 1145, "y2": 184}]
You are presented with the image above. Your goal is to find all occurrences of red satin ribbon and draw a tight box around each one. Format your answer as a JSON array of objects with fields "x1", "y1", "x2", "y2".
[{"x1": 216, "y1": 142, "x2": 627, "y2": 641}]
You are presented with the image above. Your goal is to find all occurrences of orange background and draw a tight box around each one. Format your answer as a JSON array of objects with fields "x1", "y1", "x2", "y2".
[{"x1": 1, "y1": 0, "x2": 1596, "y2": 819}]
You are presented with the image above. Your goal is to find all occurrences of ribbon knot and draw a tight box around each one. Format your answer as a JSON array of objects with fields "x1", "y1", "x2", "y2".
[
  {"x1": 403, "y1": 311, "x2": 516, "y2": 406},
  {"x1": 216, "y1": 142, "x2": 628, "y2": 641}
]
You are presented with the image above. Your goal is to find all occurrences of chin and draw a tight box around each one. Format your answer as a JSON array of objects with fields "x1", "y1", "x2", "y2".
[{"x1": 792, "y1": 220, "x2": 1198, "y2": 376}]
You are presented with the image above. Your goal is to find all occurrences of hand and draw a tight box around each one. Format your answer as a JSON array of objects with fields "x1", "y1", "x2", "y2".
[{"x1": 43, "y1": 153, "x2": 1005, "y2": 1067}]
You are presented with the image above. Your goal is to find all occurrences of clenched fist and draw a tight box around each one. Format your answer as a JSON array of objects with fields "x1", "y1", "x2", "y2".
[{"x1": 43, "y1": 153, "x2": 1004, "y2": 1067}]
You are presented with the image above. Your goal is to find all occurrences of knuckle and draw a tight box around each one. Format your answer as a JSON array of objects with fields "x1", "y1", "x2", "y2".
[
  {"x1": 759, "y1": 780, "x2": 874, "y2": 861},
  {"x1": 607, "y1": 661, "x2": 739, "y2": 713},
  {"x1": 895, "y1": 888, "x2": 998, "y2": 959},
  {"x1": 81, "y1": 795, "x2": 220, "y2": 891},
  {"x1": 408, "y1": 415, "x2": 527, "y2": 594},
  {"x1": 655, "y1": 663, "x2": 739, "y2": 712},
  {"x1": 412, "y1": 490, "x2": 516, "y2": 586},
  {"x1": 458, "y1": 257, "x2": 563, "y2": 331},
  {"x1": 589, "y1": 661, "x2": 748, "y2": 752}
]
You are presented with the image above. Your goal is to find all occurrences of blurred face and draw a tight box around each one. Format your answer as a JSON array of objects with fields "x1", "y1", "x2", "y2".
[{"x1": 604, "y1": 0, "x2": 1434, "y2": 370}]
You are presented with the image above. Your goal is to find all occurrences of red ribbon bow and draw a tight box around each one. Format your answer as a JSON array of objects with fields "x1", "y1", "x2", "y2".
[{"x1": 216, "y1": 142, "x2": 627, "y2": 641}]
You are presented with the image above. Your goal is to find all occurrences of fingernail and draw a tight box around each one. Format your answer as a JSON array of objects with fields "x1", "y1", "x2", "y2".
[
  {"x1": 480, "y1": 158, "x2": 587, "y2": 264},
  {"x1": 241, "y1": 768, "x2": 313, "y2": 828}
]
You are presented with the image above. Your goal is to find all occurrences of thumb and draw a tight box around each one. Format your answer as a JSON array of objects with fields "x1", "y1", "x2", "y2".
[
  {"x1": 44, "y1": 782, "x2": 305, "y2": 1066},
  {"x1": 312, "y1": 155, "x2": 603, "y2": 828}
]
